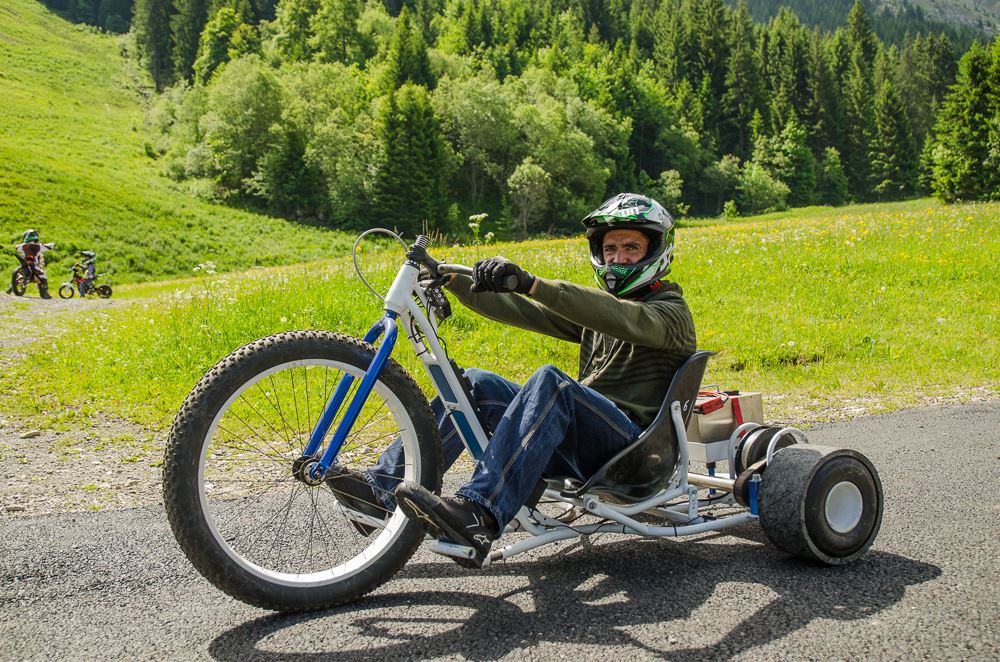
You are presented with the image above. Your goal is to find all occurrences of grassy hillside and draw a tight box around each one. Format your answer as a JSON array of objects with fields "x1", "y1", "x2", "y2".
[
  {"x1": 6, "y1": 198, "x2": 997, "y2": 431},
  {"x1": 0, "y1": 0, "x2": 352, "y2": 283}
]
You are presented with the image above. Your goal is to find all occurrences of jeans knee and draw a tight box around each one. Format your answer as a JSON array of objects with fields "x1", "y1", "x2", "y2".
[
  {"x1": 524, "y1": 364, "x2": 570, "y2": 393},
  {"x1": 463, "y1": 368, "x2": 490, "y2": 387}
]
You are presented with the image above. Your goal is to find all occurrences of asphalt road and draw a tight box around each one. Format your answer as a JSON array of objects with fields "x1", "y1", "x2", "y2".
[{"x1": 1, "y1": 401, "x2": 998, "y2": 661}]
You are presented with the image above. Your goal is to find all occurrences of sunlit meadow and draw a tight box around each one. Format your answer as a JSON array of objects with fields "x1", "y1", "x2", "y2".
[{"x1": 5, "y1": 198, "x2": 997, "y2": 430}]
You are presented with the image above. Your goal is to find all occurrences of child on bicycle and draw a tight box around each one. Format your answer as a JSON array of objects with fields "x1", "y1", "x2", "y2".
[
  {"x1": 14, "y1": 229, "x2": 55, "y2": 299},
  {"x1": 75, "y1": 250, "x2": 97, "y2": 296}
]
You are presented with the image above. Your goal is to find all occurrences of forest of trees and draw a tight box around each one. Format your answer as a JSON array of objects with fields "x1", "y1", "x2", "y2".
[{"x1": 133, "y1": 0, "x2": 1000, "y2": 237}]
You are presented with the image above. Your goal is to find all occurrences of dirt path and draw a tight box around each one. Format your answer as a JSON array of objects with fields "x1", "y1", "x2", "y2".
[{"x1": 0, "y1": 292, "x2": 165, "y2": 516}]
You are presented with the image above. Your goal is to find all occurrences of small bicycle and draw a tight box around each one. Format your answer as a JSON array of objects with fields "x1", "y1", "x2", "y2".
[
  {"x1": 10, "y1": 254, "x2": 44, "y2": 297},
  {"x1": 163, "y1": 230, "x2": 883, "y2": 612},
  {"x1": 58, "y1": 266, "x2": 111, "y2": 299}
]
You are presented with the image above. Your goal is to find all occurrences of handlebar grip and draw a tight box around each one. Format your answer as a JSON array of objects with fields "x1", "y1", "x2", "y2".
[
  {"x1": 436, "y1": 263, "x2": 473, "y2": 277},
  {"x1": 503, "y1": 274, "x2": 518, "y2": 291}
]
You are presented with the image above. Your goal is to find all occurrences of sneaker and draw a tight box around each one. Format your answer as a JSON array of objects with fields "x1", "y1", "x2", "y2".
[
  {"x1": 325, "y1": 465, "x2": 388, "y2": 536},
  {"x1": 394, "y1": 482, "x2": 498, "y2": 568}
]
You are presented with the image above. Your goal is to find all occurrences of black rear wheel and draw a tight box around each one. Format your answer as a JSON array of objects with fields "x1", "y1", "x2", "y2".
[
  {"x1": 96, "y1": 284, "x2": 112, "y2": 298},
  {"x1": 758, "y1": 445, "x2": 882, "y2": 565}
]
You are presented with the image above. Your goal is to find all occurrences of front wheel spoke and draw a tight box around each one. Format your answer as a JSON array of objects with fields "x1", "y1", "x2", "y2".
[
  {"x1": 214, "y1": 421, "x2": 294, "y2": 466},
  {"x1": 290, "y1": 368, "x2": 302, "y2": 438},
  {"x1": 267, "y1": 375, "x2": 296, "y2": 447},
  {"x1": 242, "y1": 388, "x2": 296, "y2": 452},
  {"x1": 211, "y1": 471, "x2": 295, "y2": 534},
  {"x1": 263, "y1": 481, "x2": 307, "y2": 568},
  {"x1": 254, "y1": 378, "x2": 296, "y2": 449},
  {"x1": 350, "y1": 399, "x2": 390, "y2": 439},
  {"x1": 237, "y1": 481, "x2": 306, "y2": 567}
]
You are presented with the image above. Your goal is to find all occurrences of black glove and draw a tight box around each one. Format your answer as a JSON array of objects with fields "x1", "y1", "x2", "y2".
[{"x1": 470, "y1": 257, "x2": 535, "y2": 294}]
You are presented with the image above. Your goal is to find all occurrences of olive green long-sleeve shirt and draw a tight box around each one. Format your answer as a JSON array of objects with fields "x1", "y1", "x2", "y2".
[{"x1": 446, "y1": 275, "x2": 697, "y2": 427}]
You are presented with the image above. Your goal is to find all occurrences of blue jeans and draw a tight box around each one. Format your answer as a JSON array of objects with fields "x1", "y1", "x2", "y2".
[{"x1": 363, "y1": 365, "x2": 641, "y2": 529}]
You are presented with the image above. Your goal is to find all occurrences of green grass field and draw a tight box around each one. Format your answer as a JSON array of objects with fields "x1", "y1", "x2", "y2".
[
  {"x1": 6, "y1": 198, "x2": 997, "y2": 431},
  {"x1": 0, "y1": 0, "x2": 353, "y2": 283}
]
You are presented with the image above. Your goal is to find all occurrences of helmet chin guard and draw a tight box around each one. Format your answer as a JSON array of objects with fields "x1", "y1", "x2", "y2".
[{"x1": 583, "y1": 193, "x2": 675, "y2": 297}]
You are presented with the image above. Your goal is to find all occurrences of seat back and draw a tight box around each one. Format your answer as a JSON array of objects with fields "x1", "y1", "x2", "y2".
[{"x1": 573, "y1": 350, "x2": 714, "y2": 502}]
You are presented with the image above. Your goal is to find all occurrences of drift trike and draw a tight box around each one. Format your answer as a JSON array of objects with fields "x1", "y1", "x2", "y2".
[{"x1": 162, "y1": 230, "x2": 883, "y2": 612}]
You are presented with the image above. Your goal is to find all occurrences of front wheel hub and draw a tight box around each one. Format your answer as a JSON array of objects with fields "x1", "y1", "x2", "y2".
[{"x1": 292, "y1": 455, "x2": 325, "y2": 486}]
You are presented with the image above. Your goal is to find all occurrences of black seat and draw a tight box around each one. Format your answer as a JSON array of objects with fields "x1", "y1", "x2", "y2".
[{"x1": 551, "y1": 350, "x2": 714, "y2": 503}]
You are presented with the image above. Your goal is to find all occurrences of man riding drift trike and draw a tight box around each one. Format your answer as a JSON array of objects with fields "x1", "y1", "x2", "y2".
[
  {"x1": 332, "y1": 193, "x2": 695, "y2": 567},
  {"x1": 163, "y1": 193, "x2": 883, "y2": 612}
]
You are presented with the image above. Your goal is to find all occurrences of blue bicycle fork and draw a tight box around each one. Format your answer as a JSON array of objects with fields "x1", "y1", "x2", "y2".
[{"x1": 303, "y1": 312, "x2": 398, "y2": 480}]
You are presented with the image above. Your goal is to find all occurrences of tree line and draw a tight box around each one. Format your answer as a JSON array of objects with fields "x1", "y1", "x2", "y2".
[{"x1": 137, "y1": 0, "x2": 999, "y2": 237}]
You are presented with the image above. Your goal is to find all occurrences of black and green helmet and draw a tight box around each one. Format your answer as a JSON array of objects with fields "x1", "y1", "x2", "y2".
[{"x1": 582, "y1": 193, "x2": 675, "y2": 297}]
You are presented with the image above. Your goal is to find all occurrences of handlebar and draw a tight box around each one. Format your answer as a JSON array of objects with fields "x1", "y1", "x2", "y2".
[
  {"x1": 436, "y1": 264, "x2": 473, "y2": 277},
  {"x1": 408, "y1": 236, "x2": 517, "y2": 290}
]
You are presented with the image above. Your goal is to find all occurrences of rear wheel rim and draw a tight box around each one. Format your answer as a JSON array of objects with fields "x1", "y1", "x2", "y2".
[{"x1": 824, "y1": 480, "x2": 864, "y2": 533}]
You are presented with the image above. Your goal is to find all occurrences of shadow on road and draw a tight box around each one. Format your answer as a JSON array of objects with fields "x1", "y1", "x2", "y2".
[{"x1": 208, "y1": 537, "x2": 939, "y2": 660}]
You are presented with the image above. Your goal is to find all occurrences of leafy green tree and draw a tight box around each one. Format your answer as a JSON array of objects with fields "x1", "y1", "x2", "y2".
[
  {"x1": 247, "y1": 126, "x2": 324, "y2": 214},
  {"x1": 507, "y1": 157, "x2": 551, "y2": 238},
  {"x1": 193, "y1": 8, "x2": 252, "y2": 84},
  {"x1": 201, "y1": 56, "x2": 284, "y2": 194},
  {"x1": 374, "y1": 84, "x2": 452, "y2": 235},
  {"x1": 282, "y1": 63, "x2": 377, "y2": 226},
  {"x1": 738, "y1": 161, "x2": 789, "y2": 214},
  {"x1": 432, "y1": 74, "x2": 518, "y2": 213},
  {"x1": 815, "y1": 146, "x2": 850, "y2": 205},
  {"x1": 701, "y1": 154, "x2": 742, "y2": 214},
  {"x1": 654, "y1": 169, "x2": 688, "y2": 217},
  {"x1": 273, "y1": 0, "x2": 320, "y2": 62}
]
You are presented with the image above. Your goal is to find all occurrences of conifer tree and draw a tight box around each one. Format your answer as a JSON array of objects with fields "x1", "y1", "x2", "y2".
[
  {"x1": 929, "y1": 41, "x2": 998, "y2": 201},
  {"x1": 171, "y1": 0, "x2": 209, "y2": 82},
  {"x1": 720, "y1": 0, "x2": 765, "y2": 160},
  {"x1": 376, "y1": 7, "x2": 434, "y2": 93},
  {"x1": 846, "y1": 0, "x2": 877, "y2": 70},
  {"x1": 375, "y1": 84, "x2": 451, "y2": 235},
  {"x1": 804, "y1": 29, "x2": 836, "y2": 155},
  {"x1": 133, "y1": 0, "x2": 173, "y2": 88},
  {"x1": 775, "y1": 117, "x2": 816, "y2": 206},
  {"x1": 816, "y1": 147, "x2": 850, "y2": 205},
  {"x1": 310, "y1": 0, "x2": 364, "y2": 64},
  {"x1": 841, "y1": 46, "x2": 874, "y2": 199},
  {"x1": 869, "y1": 53, "x2": 917, "y2": 200}
]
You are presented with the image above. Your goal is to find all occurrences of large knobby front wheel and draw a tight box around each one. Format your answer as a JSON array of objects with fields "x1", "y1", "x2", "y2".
[{"x1": 162, "y1": 331, "x2": 441, "y2": 611}]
